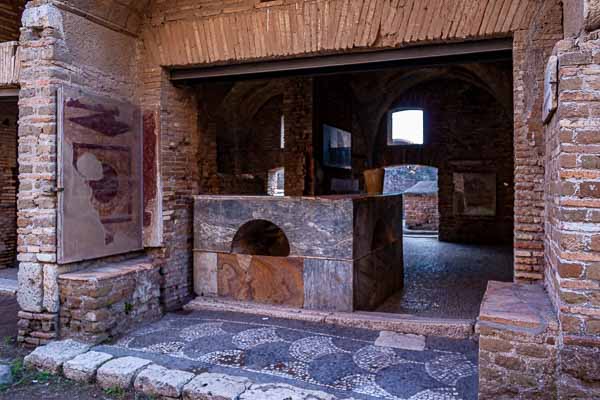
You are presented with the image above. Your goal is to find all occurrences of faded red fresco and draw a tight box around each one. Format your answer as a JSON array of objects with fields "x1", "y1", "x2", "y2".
[{"x1": 143, "y1": 110, "x2": 158, "y2": 227}]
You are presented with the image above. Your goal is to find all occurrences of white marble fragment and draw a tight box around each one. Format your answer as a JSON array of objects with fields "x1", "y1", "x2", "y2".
[
  {"x1": 63, "y1": 351, "x2": 114, "y2": 382},
  {"x1": 24, "y1": 339, "x2": 92, "y2": 373},
  {"x1": 182, "y1": 372, "x2": 251, "y2": 400},
  {"x1": 134, "y1": 364, "x2": 195, "y2": 398},
  {"x1": 96, "y1": 356, "x2": 152, "y2": 389}
]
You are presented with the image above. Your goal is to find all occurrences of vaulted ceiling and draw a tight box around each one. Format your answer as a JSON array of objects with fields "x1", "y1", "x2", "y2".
[{"x1": 0, "y1": 0, "x2": 26, "y2": 42}]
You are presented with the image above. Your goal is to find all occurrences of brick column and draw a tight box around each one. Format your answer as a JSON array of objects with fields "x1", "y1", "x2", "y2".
[
  {"x1": 512, "y1": 0, "x2": 564, "y2": 282},
  {"x1": 16, "y1": 3, "x2": 65, "y2": 346},
  {"x1": 283, "y1": 77, "x2": 314, "y2": 196}
]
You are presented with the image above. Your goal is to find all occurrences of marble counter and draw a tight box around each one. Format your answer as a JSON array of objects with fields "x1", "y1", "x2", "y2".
[{"x1": 193, "y1": 194, "x2": 404, "y2": 312}]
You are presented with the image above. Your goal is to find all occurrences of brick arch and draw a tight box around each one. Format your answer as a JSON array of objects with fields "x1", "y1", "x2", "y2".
[
  {"x1": 370, "y1": 73, "x2": 511, "y2": 167},
  {"x1": 0, "y1": 0, "x2": 26, "y2": 42},
  {"x1": 60, "y1": 0, "x2": 151, "y2": 34}
]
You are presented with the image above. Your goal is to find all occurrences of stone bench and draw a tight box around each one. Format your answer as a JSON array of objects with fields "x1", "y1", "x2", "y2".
[
  {"x1": 58, "y1": 258, "x2": 161, "y2": 344},
  {"x1": 476, "y1": 281, "x2": 559, "y2": 399}
]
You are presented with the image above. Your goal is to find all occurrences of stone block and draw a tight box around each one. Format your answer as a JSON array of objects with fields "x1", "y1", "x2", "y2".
[
  {"x1": 17, "y1": 263, "x2": 43, "y2": 312},
  {"x1": 63, "y1": 351, "x2": 114, "y2": 383},
  {"x1": 96, "y1": 357, "x2": 153, "y2": 389},
  {"x1": 24, "y1": 339, "x2": 92, "y2": 374},
  {"x1": 194, "y1": 252, "x2": 218, "y2": 297},
  {"x1": 134, "y1": 364, "x2": 195, "y2": 398},
  {"x1": 374, "y1": 331, "x2": 425, "y2": 351},
  {"x1": 239, "y1": 383, "x2": 336, "y2": 400},
  {"x1": 182, "y1": 373, "x2": 251, "y2": 400}
]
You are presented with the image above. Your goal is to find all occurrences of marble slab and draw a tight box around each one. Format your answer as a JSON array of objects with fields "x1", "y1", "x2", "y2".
[
  {"x1": 303, "y1": 259, "x2": 353, "y2": 312},
  {"x1": 217, "y1": 254, "x2": 304, "y2": 307},
  {"x1": 354, "y1": 242, "x2": 403, "y2": 311},
  {"x1": 194, "y1": 196, "x2": 354, "y2": 260}
]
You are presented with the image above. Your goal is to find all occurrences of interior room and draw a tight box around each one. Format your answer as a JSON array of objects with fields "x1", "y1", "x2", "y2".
[{"x1": 188, "y1": 56, "x2": 516, "y2": 322}]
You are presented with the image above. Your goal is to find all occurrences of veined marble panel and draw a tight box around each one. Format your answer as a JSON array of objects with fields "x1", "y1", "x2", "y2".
[
  {"x1": 194, "y1": 196, "x2": 354, "y2": 259},
  {"x1": 304, "y1": 259, "x2": 353, "y2": 312},
  {"x1": 354, "y1": 242, "x2": 404, "y2": 311},
  {"x1": 217, "y1": 254, "x2": 304, "y2": 307}
]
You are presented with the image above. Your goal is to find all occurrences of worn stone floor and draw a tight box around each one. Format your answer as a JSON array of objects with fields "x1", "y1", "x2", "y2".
[
  {"x1": 377, "y1": 237, "x2": 513, "y2": 320},
  {"x1": 96, "y1": 310, "x2": 478, "y2": 400}
]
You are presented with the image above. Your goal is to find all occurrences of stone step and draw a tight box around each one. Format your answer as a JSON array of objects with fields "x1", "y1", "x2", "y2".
[{"x1": 185, "y1": 296, "x2": 475, "y2": 339}]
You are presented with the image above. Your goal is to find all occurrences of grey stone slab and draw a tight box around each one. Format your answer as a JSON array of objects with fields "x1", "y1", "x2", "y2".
[
  {"x1": 96, "y1": 356, "x2": 153, "y2": 389},
  {"x1": 193, "y1": 196, "x2": 354, "y2": 259},
  {"x1": 194, "y1": 252, "x2": 218, "y2": 297},
  {"x1": 24, "y1": 339, "x2": 92, "y2": 374},
  {"x1": 134, "y1": 364, "x2": 195, "y2": 398},
  {"x1": 304, "y1": 259, "x2": 353, "y2": 312},
  {"x1": 183, "y1": 373, "x2": 251, "y2": 400},
  {"x1": 0, "y1": 364, "x2": 12, "y2": 385},
  {"x1": 63, "y1": 351, "x2": 114, "y2": 383},
  {"x1": 240, "y1": 383, "x2": 336, "y2": 400},
  {"x1": 375, "y1": 331, "x2": 426, "y2": 351}
]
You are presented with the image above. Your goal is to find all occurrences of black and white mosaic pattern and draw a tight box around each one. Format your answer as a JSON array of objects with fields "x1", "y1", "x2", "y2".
[{"x1": 97, "y1": 311, "x2": 478, "y2": 400}]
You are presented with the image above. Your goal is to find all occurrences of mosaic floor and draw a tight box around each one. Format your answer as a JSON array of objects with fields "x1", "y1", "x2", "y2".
[
  {"x1": 96, "y1": 310, "x2": 478, "y2": 399},
  {"x1": 377, "y1": 237, "x2": 513, "y2": 319}
]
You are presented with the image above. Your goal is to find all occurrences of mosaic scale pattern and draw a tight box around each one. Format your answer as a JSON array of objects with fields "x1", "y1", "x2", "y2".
[{"x1": 100, "y1": 311, "x2": 477, "y2": 400}]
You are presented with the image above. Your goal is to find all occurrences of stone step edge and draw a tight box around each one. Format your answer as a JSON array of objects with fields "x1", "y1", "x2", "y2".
[
  {"x1": 22, "y1": 339, "x2": 342, "y2": 400},
  {"x1": 185, "y1": 296, "x2": 475, "y2": 339}
]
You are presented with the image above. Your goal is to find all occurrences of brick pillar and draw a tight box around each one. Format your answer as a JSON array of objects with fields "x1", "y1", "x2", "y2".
[
  {"x1": 512, "y1": 0, "x2": 564, "y2": 282},
  {"x1": 16, "y1": 3, "x2": 64, "y2": 347},
  {"x1": 283, "y1": 77, "x2": 314, "y2": 196},
  {"x1": 544, "y1": 37, "x2": 600, "y2": 398}
]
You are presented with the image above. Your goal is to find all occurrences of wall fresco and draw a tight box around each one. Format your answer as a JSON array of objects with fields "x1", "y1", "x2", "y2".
[{"x1": 58, "y1": 87, "x2": 142, "y2": 264}]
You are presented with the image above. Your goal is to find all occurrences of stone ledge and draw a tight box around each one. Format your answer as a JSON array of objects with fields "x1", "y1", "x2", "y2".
[
  {"x1": 58, "y1": 257, "x2": 156, "y2": 282},
  {"x1": 478, "y1": 281, "x2": 558, "y2": 333},
  {"x1": 476, "y1": 281, "x2": 559, "y2": 400},
  {"x1": 25, "y1": 340, "x2": 341, "y2": 400},
  {"x1": 185, "y1": 296, "x2": 474, "y2": 339}
]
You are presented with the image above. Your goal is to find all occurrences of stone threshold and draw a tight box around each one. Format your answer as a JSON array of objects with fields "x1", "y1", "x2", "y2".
[
  {"x1": 184, "y1": 296, "x2": 475, "y2": 339},
  {"x1": 24, "y1": 339, "x2": 343, "y2": 400}
]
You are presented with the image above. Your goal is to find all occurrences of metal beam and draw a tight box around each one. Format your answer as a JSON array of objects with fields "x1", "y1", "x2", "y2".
[{"x1": 170, "y1": 38, "x2": 513, "y2": 82}]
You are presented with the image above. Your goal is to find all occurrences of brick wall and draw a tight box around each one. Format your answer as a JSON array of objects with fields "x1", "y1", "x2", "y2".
[
  {"x1": 404, "y1": 193, "x2": 439, "y2": 231},
  {"x1": 58, "y1": 259, "x2": 161, "y2": 343},
  {"x1": 370, "y1": 75, "x2": 514, "y2": 244},
  {"x1": 0, "y1": 101, "x2": 18, "y2": 269},
  {"x1": 512, "y1": 0, "x2": 564, "y2": 282},
  {"x1": 544, "y1": 34, "x2": 600, "y2": 398}
]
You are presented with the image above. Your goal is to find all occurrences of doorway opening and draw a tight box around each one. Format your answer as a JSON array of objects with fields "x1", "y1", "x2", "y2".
[
  {"x1": 186, "y1": 49, "x2": 515, "y2": 324},
  {"x1": 0, "y1": 97, "x2": 18, "y2": 273}
]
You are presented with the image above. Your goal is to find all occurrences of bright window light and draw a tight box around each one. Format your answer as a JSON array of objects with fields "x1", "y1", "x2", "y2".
[{"x1": 391, "y1": 109, "x2": 424, "y2": 145}]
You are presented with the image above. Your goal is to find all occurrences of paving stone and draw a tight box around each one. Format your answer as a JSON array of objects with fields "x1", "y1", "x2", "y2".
[
  {"x1": 0, "y1": 364, "x2": 13, "y2": 385},
  {"x1": 96, "y1": 356, "x2": 153, "y2": 389},
  {"x1": 23, "y1": 339, "x2": 92, "y2": 373},
  {"x1": 239, "y1": 383, "x2": 337, "y2": 400},
  {"x1": 183, "y1": 373, "x2": 251, "y2": 400},
  {"x1": 375, "y1": 331, "x2": 426, "y2": 351},
  {"x1": 134, "y1": 364, "x2": 195, "y2": 398},
  {"x1": 63, "y1": 351, "x2": 114, "y2": 383}
]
